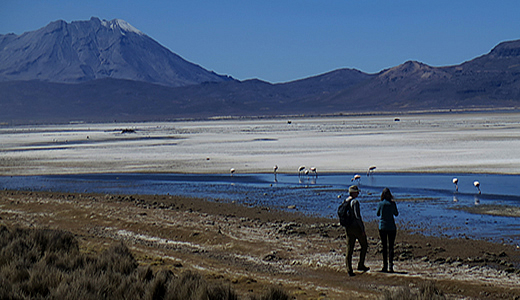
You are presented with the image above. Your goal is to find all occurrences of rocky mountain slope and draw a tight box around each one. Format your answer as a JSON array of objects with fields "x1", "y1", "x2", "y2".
[{"x1": 0, "y1": 17, "x2": 233, "y2": 87}]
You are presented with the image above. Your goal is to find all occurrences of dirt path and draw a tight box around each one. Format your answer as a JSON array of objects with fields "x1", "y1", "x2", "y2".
[{"x1": 1, "y1": 190, "x2": 519, "y2": 299}]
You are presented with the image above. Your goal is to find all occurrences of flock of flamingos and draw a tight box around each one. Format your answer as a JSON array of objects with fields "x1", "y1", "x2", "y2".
[
  {"x1": 230, "y1": 165, "x2": 375, "y2": 178},
  {"x1": 229, "y1": 165, "x2": 483, "y2": 194}
]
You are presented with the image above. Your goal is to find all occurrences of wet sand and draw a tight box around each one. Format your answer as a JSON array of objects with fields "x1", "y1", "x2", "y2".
[
  {"x1": 454, "y1": 204, "x2": 520, "y2": 218},
  {"x1": 2, "y1": 112, "x2": 520, "y2": 176}
]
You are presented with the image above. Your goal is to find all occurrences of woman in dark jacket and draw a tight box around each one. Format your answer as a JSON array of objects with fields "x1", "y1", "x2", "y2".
[{"x1": 376, "y1": 187, "x2": 399, "y2": 273}]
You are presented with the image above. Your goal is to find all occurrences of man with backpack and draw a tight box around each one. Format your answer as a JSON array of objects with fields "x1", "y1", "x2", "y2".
[{"x1": 338, "y1": 185, "x2": 369, "y2": 276}]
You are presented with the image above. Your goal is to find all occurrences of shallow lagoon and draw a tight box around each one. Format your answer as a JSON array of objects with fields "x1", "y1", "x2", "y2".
[{"x1": 1, "y1": 172, "x2": 519, "y2": 246}]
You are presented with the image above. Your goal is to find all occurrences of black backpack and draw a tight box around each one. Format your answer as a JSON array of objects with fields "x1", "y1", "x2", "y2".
[{"x1": 338, "y1": 199, "x2": 355, "y2": 227}]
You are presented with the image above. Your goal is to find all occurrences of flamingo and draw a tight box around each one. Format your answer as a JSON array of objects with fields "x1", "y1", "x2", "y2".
[
  {"x1": 367, "y1": 165, "x2": 376, "y2": 176},
  {"x1": 452, "y1": 178, "x2": 458, "y2": 192},
  {"x1": 474, "y1": 181, "x2": 481, "y2": 194},
  {"x1": 273, "y1": 165, "x2": 278, "y2": 174},
  {"x1": 230, "y1": 168, "x2": 235, "y2": 176},
  {"x1": 351, "y1": 174, "x2": 361, "y2": 183},
  {"x1": 309, "y1": 167, "x2": 318, "y2": 177},
  {"x1": 298, "y1": 165, "x2": 306, "y2": 177}
]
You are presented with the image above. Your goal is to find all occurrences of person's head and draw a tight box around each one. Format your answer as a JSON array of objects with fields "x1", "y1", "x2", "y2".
[
  {"x1": 381, "y1": 187, "x2": 393, "y2": 201},
  {"x1": 349, "y1": 185, "x2": 360, "y2": 198}
]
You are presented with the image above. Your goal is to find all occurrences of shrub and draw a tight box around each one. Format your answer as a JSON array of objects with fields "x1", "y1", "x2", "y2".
[
  {"x1": 382, "y1": 281, "x2": 446, "y2": 300},
  {"x1": 0, "y1": 226, "x2": 287, "y2": 300},
  {"x1": 165, "y1": 271, "x2": 238, "y2": 300},
  {"x1": 250, "y1": 286, "x2": 292, "y2": 300},
  {"x1": 90, "y1": 242, "x2": 138, "y2": 276}
]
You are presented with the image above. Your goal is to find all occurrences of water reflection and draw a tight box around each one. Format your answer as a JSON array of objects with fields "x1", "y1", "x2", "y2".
[{"x1": 298, "y1": 176, "x2": 317, "y2": 185}]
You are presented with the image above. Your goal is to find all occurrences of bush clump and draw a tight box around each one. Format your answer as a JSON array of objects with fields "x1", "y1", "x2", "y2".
[
  {"x1": 0, "y1": 225, "x2": 291, "y2": 300},
  {"x1": 382, "y1": 281, "x2": 446, "y2": 300}
]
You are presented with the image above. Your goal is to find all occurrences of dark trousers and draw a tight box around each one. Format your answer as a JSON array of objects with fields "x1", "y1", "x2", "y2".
[
  {"x1": 379, "y1": 229, "x2": 396, "y2": 268},
  {"x1": 345, "y1": 226, "x2": 368, "y2": 272}
]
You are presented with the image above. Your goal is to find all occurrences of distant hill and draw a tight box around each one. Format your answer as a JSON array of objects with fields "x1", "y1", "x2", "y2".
[
  {"x1": 0, "y1": 69, "x2": 372, "y2": 123},
  {"x1": 326, "y1": 40, "x2": 520, "y2": 111},
  {"x1": 1, "y1": 18, "x2": 520, "y2": 124}
]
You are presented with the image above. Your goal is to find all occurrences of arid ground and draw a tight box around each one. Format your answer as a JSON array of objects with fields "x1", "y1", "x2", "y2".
[
  {"x1": 0, "y1": 190, "x2": 519, "y2": 299},
  {"x1": 1, "y1": 112, "x2": 520, "y2": 299}
]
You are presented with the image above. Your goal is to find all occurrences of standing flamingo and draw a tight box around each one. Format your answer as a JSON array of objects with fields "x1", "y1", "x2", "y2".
[
  {"x1": 273, "y1": 165, "x2": 278, "y2": 174},
  {"x1": 230, "y1": 168, "x2": 236, "y2": 176},
  {"x1": 452, "y1": 178, "x2": 458, "y2": 192},
  {"x1": 309, "y1": 167, "x2": 318, "y2": 177},
  {"x1": 367, "y1": 165, "x2": 376, "y2": 176},
  {"x1": 473, "y1": 180, "x2": 481, "y2": 194},
  {"x1": 351, "y1": 174, "x2": 361, "y2": 183},
  {"x1": 298, "y1": 165, "x2": 306, "y2": 177}
]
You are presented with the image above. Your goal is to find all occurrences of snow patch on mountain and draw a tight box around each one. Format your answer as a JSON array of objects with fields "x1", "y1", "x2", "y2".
[{"x1": 101, "y1": 18, "x2": 144, "y2": 36}]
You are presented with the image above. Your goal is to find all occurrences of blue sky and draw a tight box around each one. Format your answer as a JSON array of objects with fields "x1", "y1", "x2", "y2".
[{"x1": 1, "y1": 1, "x2": 520, "y2": 83}]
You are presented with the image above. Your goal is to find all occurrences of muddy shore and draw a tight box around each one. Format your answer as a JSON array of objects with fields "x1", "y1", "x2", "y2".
[{"x1": 1, "y1": 190, "x2": 519, "y2": 299}]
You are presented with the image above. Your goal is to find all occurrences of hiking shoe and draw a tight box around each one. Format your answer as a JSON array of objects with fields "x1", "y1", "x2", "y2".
[
  {"x1": 380, "y1": 268, "x2": 388, "y2": 273},
  {"x1": 357, "y1": 266, "x2": 370, "y2": 272},
  {"x1": 347, "y1": 271, "x2": 356, "y2": 277}
]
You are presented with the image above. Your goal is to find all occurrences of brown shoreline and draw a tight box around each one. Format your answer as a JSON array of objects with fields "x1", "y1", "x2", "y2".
[{"x1": 1, "y1": 189, "x2": 519, "y2": 299}]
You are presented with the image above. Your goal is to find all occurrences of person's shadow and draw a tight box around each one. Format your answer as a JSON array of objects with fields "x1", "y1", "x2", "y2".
[{"x1": 378, "y1": 270, "x2": 408, "y2": 275}]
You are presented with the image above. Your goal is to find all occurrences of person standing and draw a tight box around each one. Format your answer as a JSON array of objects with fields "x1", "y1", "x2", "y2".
[
  {"x1": 344, "y1": 185, "x2": 369, "y2": 276},
  {"x1": 376, "y1": 187, "x2": 399, "y2": 273}
]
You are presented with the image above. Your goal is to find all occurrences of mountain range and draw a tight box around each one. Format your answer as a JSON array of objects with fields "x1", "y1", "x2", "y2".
[{"x1": 1, "y1": 17, "x2": 520, "y2": 124}]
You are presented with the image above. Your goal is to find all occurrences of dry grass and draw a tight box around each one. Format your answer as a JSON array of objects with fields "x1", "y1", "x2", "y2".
[
  {"x1": 0, "y1": 225, "x2": 291, "y2": 300},
  {"x1": 382, "y1": 281, "x2": 446, "y2": 300}
]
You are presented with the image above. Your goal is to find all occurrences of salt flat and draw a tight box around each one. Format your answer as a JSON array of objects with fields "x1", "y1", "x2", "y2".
[{"x1": 2, "y1": 112, "x2": 520, "y2": 175}]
